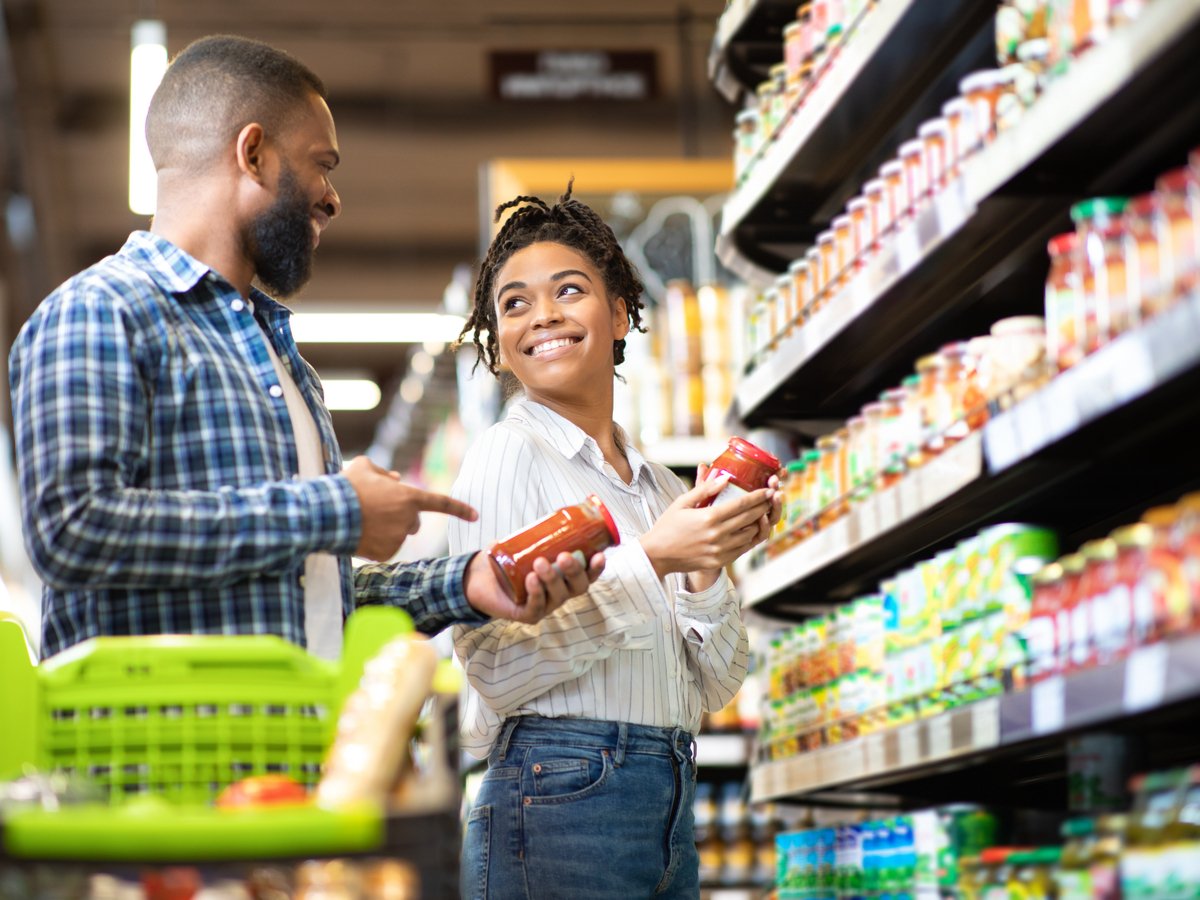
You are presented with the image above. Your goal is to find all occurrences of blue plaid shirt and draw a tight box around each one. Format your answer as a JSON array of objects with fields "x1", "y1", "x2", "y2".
[{"x1": 9, "y1": 231, "x2": 486, "y2": 658}]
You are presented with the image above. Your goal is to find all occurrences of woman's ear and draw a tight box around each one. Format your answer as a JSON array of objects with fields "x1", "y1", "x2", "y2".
[{"x1": 612, "y1": 297, "x2": 630, "y2": 340}]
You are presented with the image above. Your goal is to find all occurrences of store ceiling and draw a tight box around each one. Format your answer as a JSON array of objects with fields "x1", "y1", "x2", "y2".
[{"x1": 0, "y1": 0, "x2": 731, "y2": 466}]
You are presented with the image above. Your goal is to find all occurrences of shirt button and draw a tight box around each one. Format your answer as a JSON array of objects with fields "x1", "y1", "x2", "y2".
[
  {"x1": 269, "y1": 385, "x2": 284, "y2": 398},
  {"x1": 230, "y1": 299, "x2": 245, "y2": 312},
  {"x1": 298, "y1": 575, "x2": 307, "y2": 588}
]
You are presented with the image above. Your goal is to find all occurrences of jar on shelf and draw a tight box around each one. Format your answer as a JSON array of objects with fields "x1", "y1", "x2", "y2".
[
  {"x1": 809, "y1": 0, "x2": 830, "y2": 73},
  {"x1": 1015, "y1": 37, "x2": 1051, "y2": 101},
  {"x1": 847, "y1": 196, "x2": 869, "y2": 270},
  {"x1": 860, "y1": 401, "x2": 886, "y2": 493},
  {"x1": 746, "y1": 290, "x2": 765, "y2": 369},
  {"x1": 1026, "y1": 562, "x2": 1064, "y2": 682},
  {"x1": 789, "y1": 257, "x2": 810, "y2": 325},
  {"x1": 1155, "y1": 167, "x2": 1200, "y2": 302},
  {"x1": 774, "y1": 271, "x2": 795, "y2": 341},
  {"x1": 879, "y1": 160, "x2": 906, "y2": 236},
  {"x1": 1080, "y1": 537, "x2": 1124, "y2": 667},
  {"x1": 1058, "y1": 552, "x2": 1090, "y2": 674},
  {"x1": 958, "y1": 69, "x2": 1010, "y2": 145},
  {"x1": 834, "y1": 424, "x2": 852, "y2": 515},
  {"x1": 900, "y1": 375, "x2": 926, "y2": 470},
  {"x1": 914, "y1": 353, "x2": 944, "y2": 456},
  {"x1": 863, "y1": 178, "x2": 887, "y2": 250},
  {"x1": 1139, "y1": 504, "x2": 1190, "y2": 640},
  {"x1": 784, "y1": 19, "x2": 809, "y2": 95},
  {"x1": 832, "y1": 214, "x2": 853, "y2": 286},
  {"x1": 876, "y1": 388, "x2": 908, "y2": 487},
  {"x1": 845, "y1": 414, "x2": 868, "y2": 501},
  {"x1": 941, "y1": 96, "x2": 979, "y2": 172},
  {"x1": 769, "y1": 63, "x2": 791, "y2": 130},
  {"x1": 761, "y1": 281, "x2": 780, "y2": 356},
  {"x1": 1124, "y1": 192, "x2": 1164, "y2": 321},
  {"x1": 937, "y1": 342, "x2": 971, "y2": 445},
  {"x1": 1071, "y1": 197, "x2": 1129, "y2": 356},
  {"x1": 780, "y1": 459, "x2": 809, "y2": 551},
  {"x1": 1111, "y1": 523, "x2": 1153, "y2": 650},
  {"x1": 756, "y1": 78, "x2": 777, "y2": 141},
  {"x1": 734, "y1": 108, "x2": 760, "y2": 183},
  {"x1": 794, "y1": 3, "x2": 815, "y2": 70},
  {"x1": 917, "y1": 118, "x2": 950, "y2": 198},
  {"x1": 898, "y1": 139, "x2": 928, "y2": 218},
  {"x1": 989, "y1": 315, "x2": 1048, "y2": 406},
  {"x1": 799, "y1": 448, "x2": 822, "y2": 539},
  {"x1": 1045, "y1": 231, "x2": 1081, "y2": 371},
  {"x1": 815, "y1": 433, "x2": 845, "y2": 528},
  {"x1": 805, "y1": 246, "x2": 824, "y2": 309},
  {"x1": 995, "y1": 1, "x2": 1026, "y2": 65},
  {"x1": 817, "y1": 230, "x2": 837, "y2": 307}
]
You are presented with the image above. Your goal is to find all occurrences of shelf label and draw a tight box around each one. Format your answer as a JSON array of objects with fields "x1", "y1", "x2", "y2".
[
  {"x1": 1123, "y1": 642, "x2": 1169, "y2": 713},
  {"x1": 928, "y1": 715, "x2": 953, "y2": 758},
  {"x1": 898, "y1": 724, "x2": 921, "y2": 768},
  {"x1": 1032, "y1": 676, "x2": 1065, "y2": 735},
  {"x1": 971, "y1": 697, "x2": 1001, "y2": 748},
  {"x1": 896, "y1": 227, "x2": 921, "y2": 273},
  {"x1": 864, "y1": 733, "x2": 886, "y2": 773}
]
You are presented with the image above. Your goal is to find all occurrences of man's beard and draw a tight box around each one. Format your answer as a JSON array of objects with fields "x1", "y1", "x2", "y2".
[{"x1": 246, "y1": 164, "x2": 315, "y2": 298}]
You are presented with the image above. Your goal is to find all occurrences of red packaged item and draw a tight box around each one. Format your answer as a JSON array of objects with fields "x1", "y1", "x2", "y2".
[
  {"x1": 1081, "y1": 538, "x2": 1124, "y2": 667},
  {"x1": 701, "y1": 437, "x2": 781, "y2": 508},
  {"x1": 1026, "y1": 562, "x2": 1064, "y2": 682},
  {"x1": 1141, "y1": 505, "x2": 1191, "y2": 638},
  {"x1": 1113, "y1": 524, "x2": 1154, "y2": 651},
  {"x1": 488, "y1": 495, "x2": 620, "y2": 603},
  {"x1": 1058, "y1": 553, "x2": 1091, "y2": 673}
]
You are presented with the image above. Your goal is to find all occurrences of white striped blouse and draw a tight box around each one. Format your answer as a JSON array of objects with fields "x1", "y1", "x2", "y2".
[{"x1": 449, "y1": 398, "x2": 749, "y2": 758}]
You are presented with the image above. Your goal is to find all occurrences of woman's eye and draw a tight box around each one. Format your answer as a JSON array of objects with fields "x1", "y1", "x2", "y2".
[
  {"x1": 558, "y1": 284, "x2": 583, "y2": 298},
  {"x1": 502, "y1": 297, "x2": 527, "y2": 312}
]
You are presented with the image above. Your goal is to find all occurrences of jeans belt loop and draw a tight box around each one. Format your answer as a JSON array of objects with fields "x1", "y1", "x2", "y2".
[
  {"x1": 494, "y1": 716, "x2": 521, "y2": 763},
  {"x1": 613, "y1": 722, "x2": 628, "y2": 767}
]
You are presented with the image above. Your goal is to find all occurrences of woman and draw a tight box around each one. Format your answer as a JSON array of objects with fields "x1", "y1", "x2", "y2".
[{"x1": 449, "y1": 184, "x2": 779, "y2": 899}]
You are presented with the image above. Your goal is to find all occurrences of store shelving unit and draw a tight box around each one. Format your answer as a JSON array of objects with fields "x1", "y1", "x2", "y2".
[
  {"x1": 708, "y1": 0, "x2": 803, "y2": 104},
  {"x1": 711, "y1": 0, "x2": 1200, "y2": 815}
]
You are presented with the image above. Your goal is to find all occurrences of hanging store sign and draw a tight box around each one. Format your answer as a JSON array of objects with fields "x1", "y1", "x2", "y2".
[{"x1": 489, "y1": 50, "x2": 658, "y2": 101}]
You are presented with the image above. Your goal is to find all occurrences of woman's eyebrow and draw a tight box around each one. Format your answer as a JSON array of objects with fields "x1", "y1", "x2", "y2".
[
  {"x1": 550, "y1": 269, "x2": 592, "y2": 283},
  {"x1": 496, "y1": 280, "x2": 527, "y2": 297}
]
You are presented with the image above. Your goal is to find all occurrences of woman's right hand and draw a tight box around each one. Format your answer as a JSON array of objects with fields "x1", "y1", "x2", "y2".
[{"x1": 639, "y1": 475, "x2": 773, "y2": 580}]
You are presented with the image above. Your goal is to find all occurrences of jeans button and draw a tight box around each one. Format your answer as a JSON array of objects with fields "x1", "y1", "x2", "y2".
[
  {"x1": 532, "y1": 763, "x2": 542, "y2": 773},
  {"x1": 523, "y1": 797, "x2": 531, "y2": 806}
]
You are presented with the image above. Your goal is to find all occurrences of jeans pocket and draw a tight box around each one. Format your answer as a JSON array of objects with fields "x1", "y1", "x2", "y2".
[
  {"x1": 461, "y1": 803, "x2": 490, "y2": 899},
  {"x1": 524, "y1": 747, "x2": 612, "y2": 804}
]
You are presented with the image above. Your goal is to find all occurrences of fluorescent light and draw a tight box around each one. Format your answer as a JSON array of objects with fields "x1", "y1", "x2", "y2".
[
  {"x1": 409, "y1": 350, "x2": 434, "y2": 375},
  {"x1": 321, "y1": 378, "x2": 382, "y2": 411},
  {"x1": 290, "y1": 313, "x2": 466, "y2": 344},
  {"x1": 399, "y1": 376, "x2": 425, "y2": 404},
  {"x1": 129, "y1": 20, "x2": 168, "y2": 216}
]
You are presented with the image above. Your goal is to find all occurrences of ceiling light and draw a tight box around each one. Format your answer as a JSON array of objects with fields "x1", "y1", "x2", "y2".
[
  {"x1": 409, "y1": 350, "x2": 434, "y2": 375},
  {"x1": 129, "y1": 20, "x2": 168, "y2": 216},
  {"x1": 321, "y1": 378, "x2": 382, "y2": 411},
  {"x1": 289, "y1": 313, "x2": 466, "y2": 344},
  {"x1": 399, "y1": 377, "x2": 425, "y2": 404}
]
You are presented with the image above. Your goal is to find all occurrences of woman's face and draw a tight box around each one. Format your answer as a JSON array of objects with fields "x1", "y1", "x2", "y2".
[{"x1": 493, "y1": 241, "x2": 628, "y2": 403}]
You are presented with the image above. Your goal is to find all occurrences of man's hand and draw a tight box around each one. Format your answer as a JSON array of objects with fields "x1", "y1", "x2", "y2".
[
  {"x1": 463, "y1": 550, "x2": 605, "y2": 624},
  {"x1": 343, "y1": 456, "x2": 477, "y2": 561}
]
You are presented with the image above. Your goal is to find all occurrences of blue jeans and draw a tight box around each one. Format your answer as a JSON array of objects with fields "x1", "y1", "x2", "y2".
[{"x1": 461, "y1": 715, "x2": 699, "y2": 900}]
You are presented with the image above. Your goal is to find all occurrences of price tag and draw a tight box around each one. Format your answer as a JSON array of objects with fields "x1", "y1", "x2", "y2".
[
  {"x1": 898, "y1": 724, "x2": 921, "y2": 768},
  {"x1": 1032, "y1": 676, "x2": 1065, "y2": 735},
  {"x1": 984, "y1": 412, "x2": 1021, "y2": 473},
  {"x1": 928, "y1": 715, "x2": 953, "y2": 758},
  {"x1": 864, "y1": 733, "x2": 886, "y2": 773},
  {"x1": 934, "y1": 184, "x2": 969, "y2": 236},
  {"x1": 896, "y1": 227, "x2": 921, "y2": 273},
  {"x1": 897, "y1": 476, "x2": 921, "y2": 520},
  {"x1": 971, "y1": 697, "x2": 1001, "y2": 748},
  {"x1": 1123, "y1": 642, "x2": 1169, "y2": 713}
]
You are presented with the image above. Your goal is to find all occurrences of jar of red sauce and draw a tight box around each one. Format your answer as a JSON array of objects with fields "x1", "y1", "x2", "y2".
[
  {"x1": 1026, "y1": 562, "x2": 1065, "y2": 682},
  {"x1": 1155, "y1": 167, "x2": 1200, "y2": 302},
  {"x1": 1112, "y1": 523, "x2": 1154, "y2": 651},
  {"x1": 1123, "y1": 193, "x2": 1163, "y2": 322},
  {"x1": 1140, "y1": 505, "x2": 1190, "y2": 639},
  {"x1": 1058, "y1": 553, "x2": 1090, "y2": 674},
  {"x1": 701, "y1": 437, "x2": 781, "y2": 508},
  {"x1": 1080, "y1": 538, "x2": 1123, "y2": 667},
  {"x1": 489, "y1": 494, "x2": 620, "y2": 603}
]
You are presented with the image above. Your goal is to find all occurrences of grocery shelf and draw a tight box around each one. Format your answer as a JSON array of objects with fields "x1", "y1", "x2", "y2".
[
  {"x1": 730, "y1": 0, "x2": 1200, "y2": 425},
  {"x1": 716, "y1": 0, "x2": 996, "y2": 283},
  {"x1": 738, "y1": 290, "x2": 1200, "y2": 617},
  {"x1": 751, "y1": 632, "x2": 1200, "y2": 805},
  {"x1": 707, "y1": 0, "x2": 798, "y2": 104}
]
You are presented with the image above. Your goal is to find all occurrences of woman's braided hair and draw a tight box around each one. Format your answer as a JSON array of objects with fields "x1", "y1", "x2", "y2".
[{"x1": 458, "y1": 179, "x2": 647, "y2": 376}]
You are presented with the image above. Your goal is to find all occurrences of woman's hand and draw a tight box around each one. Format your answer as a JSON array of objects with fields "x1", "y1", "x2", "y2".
[{"x1": 639, "y1": 467, "x2": 778, "y2": 586}]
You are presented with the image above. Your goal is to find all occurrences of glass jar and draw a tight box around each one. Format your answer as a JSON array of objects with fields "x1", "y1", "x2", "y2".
[
  {"x1": 1058, "y1": 552, "x2": 1089, "y2": 674},
  {"x1": 817, "y1": 230, "x2": 837, "y2": 306},
  {"x1": 937, "y1": 341, "x2": 971, "y2": 445},
  {"x1": 774, "y1": 271, "x2": 796, "y2": 340},
  {"x1": 789, "y1": 257, "x2": 810, "y2": 324},
  {"x1": 898, "y1": 139, "x2": 928, "y2": 218},
  {"x1": 815, "y1": 434, "x2": 844, "y2": 528},
  {"x1": 1026, "y1": 562, "x2": 1064, "y2": 682},
  {"x1": 761, "y1": 282, "x2": 780, "y2": 354},
  {"x1": 832, "y1": 214, "x2": 853, "y2": 286},
  {"x1": 1015, "y1": 37, "x2": 1051, "y2": 100},
  {"x1": 989, "y1": 315, "x2": 1047, "y2": 404},
  {"x1": 834, "y1": 425, "x2": 851, "y2": 517},
  {"x1": 879, "y1": 160, "x2": 905, "y2": 236},
  {"x1": 958, "y1": 70, "x2": 1010, "y2": 145},
  {"x1": 781, "y1": 459, "x2": 809, "y2": 549},
  {"x1": 799, "y1": 449, "x2": 822, "y2": 539},
  {"x1": 734, "y1": 109, "x2": 760, "y2": 184},
  {"x1": 860, "y1": 402, "x2": 886, "y2": 493},
  {"x1": 784, "y1": 20, "x2": 808, "y2": 94},
  {"x1": 961, "y1": 341, "x2": 990, "y2": 430},
  {"x1": 1045, "y1": 232, "x2": 1082, "y2": 371},
  {"x1": 863, "y1": 178, "x2": 887, "y2": 250},
  {"x1": 847, "y1": 197, "x2": 869, "y2": 269},
  {"x1": 1080, "y1": 538, "x2": 1123, "y2": 667},
  {"x1": 1124, "y1": 192, "x2": 1164, "y2": 321},
  {"x1": 489, "y1": 494, "x2": 621, "y2": 603},
  {"x1": 770, "y1": 63, "x2": 790, "y2": 128},
  {"x1": 1140, "y1": 504, "x2": 1190, "y2": 640},
  {"x1": 876, "y1": 389, "x2": 907, "y2": 488},
  {"x1": 941, "y1": 96, "x2": 979, "y2": 171},
  {"x1": 917, "y1": 118, "x2": 950, "y2": 197},
  {"x1": 1155, "y1": 167, "x2": 1200, "y2": 302},
  {"x1": 1112, "y1": 523, "x2": 1153, "y2": 651},
  {"x1": 805, "y1": 246, "x2": 824, "y2": 310},
  {"x1": 1070, "y1": 197, "x2": 1129, "y2": 356},
  {"x1": 756, "y1": 78, "x2": 777, "y2": 140},
  {"x1": 899, "y1": 375, "x2": 926, "y2": 470},
  {"x1": 845, "y1": 414, "x2": 868, "y2": 501},
  {"x1": 914, "y1": 354, "x2": 943, "y2": 456},
  {"x1": 703, "y1": 437, "x2": 782, "y2": 507},
  {"x1": 1090, "y1": 813, "x2": 1125, "y2": 900}
]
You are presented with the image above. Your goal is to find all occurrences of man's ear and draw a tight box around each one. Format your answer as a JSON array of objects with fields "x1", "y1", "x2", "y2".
[{"x1": 235, "y1": 123, "x2": 268, "y2": 183}]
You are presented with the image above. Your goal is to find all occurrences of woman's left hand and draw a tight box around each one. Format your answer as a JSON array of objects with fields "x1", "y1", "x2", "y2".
[{"x1": 685, "y1": 466, "x2": 782, "y2": 592}]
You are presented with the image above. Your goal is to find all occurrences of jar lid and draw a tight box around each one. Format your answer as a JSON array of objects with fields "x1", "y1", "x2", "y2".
[
  {"x1": 805, "y1": 246, "x2": 822, "y2": 261},
  {"x1": 802, "y1": 449, "x2": 822, "y2": 462},
  {"x1": 879, "y1": 160, "x2": 905, "y2": 177},
  {"x1": 1140, "y1": 505, "x2": 1178, "y2": 527},
  {"x1": 735, "y1": 108, "x2": 759, "y2": 123},
  {"x1": 847, "y1": 196, "x2": 868, "y2": 212},
  {"x1": 941, "y1": 97, "x2": 971, "y2": 116},
  {"x1": 917, "y1": 118, "x2": 949, "y2": 139},
  {"x1": 1080, "y1": 538, "x2": 1117, "y2": 561},
  {"x1": 899, "y1": 139, "x2": 925, "y2": 158},
  {"x1": 756, "y1": 80, "x2": 775, "y2": 97},
  {"x1": 990, "y1": 315, "x2": 1045, "y2": 337},
  {"x1": 769, "y1": 62, "x2": 789, "y2": 78},
  {"x1": 788, "y1": 257, "x2": 808, "y2": 274},
  {"x1": 817, "y1": 230, "x2": 835, "y2": 245},
  {"x1": 587, "y1": 494, "x2": 622, "y2": 546},
  {"x1": 727, "y1": 436, "x2": 782, "y2": 471},
  {"x1": 881, "y1": 387, "x2": 908, "y2": 401},
  {"x1": 959, "y1": 69, "x2": 1005, "y2": 94},
  {"x1": 1127, "y1": 192, "x2": 1158, "y2": 216},
  {"x1": 863, "y1": 177, "x2": 887, "y2": 194},
  {"x1": 1059, "y1": 553, "x2": 1086, "y2": 574},
  {"x1": 1070, "y1": 197, "x2": 1129, "y2": 221},
  {"x1": 774, "y1": 272, "x2": 792, "y2": 289},
  {"x1": 1031, "y1": 561, "x2": 1063, "y2": 585},
  {"x1": 916, "y1": 353, "x2": 944, "y2": 372},
  {"x1": 1047, "y1": 232, "x2": 1077, "y2": 255},
  {"x1": 939, "y1": 340, "x2": 969, "y2": 356},
  {"x1": 783, "y1": 20, "x2": 803, "y2": 35},
  {"x1": 1016, "y1": 38, "x2": 1051, "y2": 62},
  {"x1": 786, "y1": 459, "x2": 807, "y2": 473},
  {"x1": 832, "y1": 214, "x2": 851, "y2": 228},
  {"x1": 861, "y1": 401, "x2": 887, "y2": 415},
  {"x1": 815, "y1": 434, "x2": 839, "y2": 449},
  {"x1": 1111, "y1": 523, "x2": 1153, "y2": 548},
  {"x1": 846, "y1": 415, "x2": 865, "y2": 427},
  {"x1": 1156, "y1": 166, "x2": 1194, "y2": 194},
  {"x1": 901, "y1": 374, "x2": 920, "y2": 388}
]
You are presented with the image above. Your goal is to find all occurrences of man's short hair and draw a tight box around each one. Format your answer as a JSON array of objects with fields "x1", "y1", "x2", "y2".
[{"x1": 146, "y1": 34, "x2": 326, "y2": 173}]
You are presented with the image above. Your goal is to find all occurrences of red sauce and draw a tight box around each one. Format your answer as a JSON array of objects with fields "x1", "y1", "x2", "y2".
[
  {"x1": 488, "y1": 494, "x2": 620, "y2": 603},
  {"x1": 700, "y1": 437, "x2": 781, "y2": 508}
]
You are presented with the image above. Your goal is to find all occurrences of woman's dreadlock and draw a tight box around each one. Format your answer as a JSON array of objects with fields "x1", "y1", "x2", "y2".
[{"x1": 458, "y1": 179, "x2": 647, "y2": 376}]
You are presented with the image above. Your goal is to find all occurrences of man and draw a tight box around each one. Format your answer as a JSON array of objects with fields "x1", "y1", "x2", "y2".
[{"x1": 8, "y1": 35, "x2": 601, "y2": 660}]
